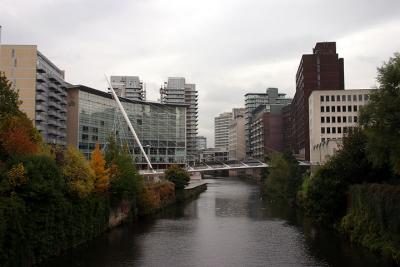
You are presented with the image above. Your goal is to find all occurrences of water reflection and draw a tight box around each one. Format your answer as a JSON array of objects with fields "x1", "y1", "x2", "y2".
[{"x1": 44, "y1": 177, "x2": 392, "y2": 267}]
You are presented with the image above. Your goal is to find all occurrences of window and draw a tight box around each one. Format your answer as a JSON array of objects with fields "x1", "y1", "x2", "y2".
[
  {"x1": 321, "y1": 117, "x2": 325, "y2": 123},
  {"x1": 359, "y1": 95, "x2": 363, "y2": 101},
  {"x1": 338, "y1": 127, "x2": 342, "y2": 134},
  {"x1": 100, "y1": 120, "x2": 105, "y2": 126},
  {"x1": 353, "y1": 95, "x2": 357, "y2": 101},
  {"x1": 326, "y1": 106, "x2": 330, "y2": 112},
  {"x1": 137, "y1": 119, "x2": 142, "y2": 125},
  {"x1": 343, "y1": 116, "x2": 347, "y2": 123},
  {"x1": 336, "y1": 95, "x2": 341, "y2": 101},
  {"x1": 327, "y1": 117, "x2": 331, "y2": 123},
  {"x1": 332, "y1": 106, "x2": 335, "y2": 112},
  {"x1": 337, "y1": 106, "x2": 341, "y2": 112},
  {"x1": 82, "y1": 126, "x2": 89, "y2": 131},
  {"x1": 320, "y1": 96, "x2": 324, "y2": 102},
  {"x1": 348, "y1": 105, "x2": 352, "y2": 112},
  {"x1": 331, "y1": 95, "x2": 335, "y2": 101},
  {"x1": 338, "y1": 116, "x2": 341, "y2": 123},
  {"x1": 348, "y1": 116, "x2": 353, "y2": 123},
  {"x1": 342, "y1": 106, "x2": 346, "y2": 112},
  {"x1": 332, "y1": 127, "x2": 336, "y2": 134},
  {"x1": 364, "y1": 94, "x2": 369, "y2": 101},
  {"x1": 347, "y1": 95, "x2": 351, "y2": 101},
  {"x1": 354, "y1": 116, "x2": 358, "y2": 123},
  {"x1": 327, "y1": 127, "x2": 331, "y2": 134},
  {"x1": 342, "y1": 95, "x2": 346, "y2": 101},
  {"x1": 321, "y1": 127, "x2": 325, "y2": 134},
  {"x1": 332, "y1": 116, "x2": 336, "y2": 123},
  {"x1": 343, "y1": 127, "x2": 348, "y2": 133},
  {"x1": 321, "y1": 138, "x2": 326, "y2": 142},
  {"x1": 321, "y1": 106, "x2": 324, "y2": 112},
  {"x1": 354, "y1": 105, "x2": 358, "y2": 112},
  {"x1": 326, "y1": 95, "x2": 330, "y2": 102},
  {"x1": 82, "y1": 134, "x2": 88, "y2": 140}
]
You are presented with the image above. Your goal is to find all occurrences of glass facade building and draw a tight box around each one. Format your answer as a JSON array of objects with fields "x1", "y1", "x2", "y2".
[{"x1": 67, "y1": 85, "x2": 187, "y2": 170}]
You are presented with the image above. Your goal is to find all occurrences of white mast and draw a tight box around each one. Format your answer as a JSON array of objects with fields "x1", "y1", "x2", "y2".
[{"x1": 105, "y1": 75, "x2": 155, "y2": 173}]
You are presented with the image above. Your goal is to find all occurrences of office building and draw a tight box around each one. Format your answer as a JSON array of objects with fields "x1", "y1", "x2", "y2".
[
  {"x1": 196, "y1": 136, "x2": 207, "y2": 151},
  {"x1": 160, "y1": 77, "x2": 198, "y2": 163},
  {"x1": 288, "y1": 42, "x2": 344, "y2": 160},
  {"x1": 199, "y1": 148, "x2": 229, "y2": 163},
  {"x1": 110, "y1": 75, "x2": 145, "y2": 101},
  {"x1": 309, "y1": 89, "x2": 374, "y2": 164},
  {"x1": 67, "y1": 85, "x2": 187, "y2": 169},
  {"x1": 245, "y1": 87, "x2": 292, "y2": 157},
  {"x1": 214, "y1": 111, "x2": 233, "y2": 149},
  {"x1": 250, "y1": 104, "x2": 286, "y2": 160},
  {"x1": 0, "y1": 44, "x2": 67, "y2": 145},
  {"x1": 228, "y1": 109, "x2": 246, "y2": 161}
]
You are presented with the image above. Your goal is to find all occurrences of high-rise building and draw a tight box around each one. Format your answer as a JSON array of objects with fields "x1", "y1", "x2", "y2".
[
  {"x1": 214, "y1": 111, "x2": 232, "y2": 150},
  {"x1": 160, "y1": 77, "x2": 198, "y2": 163},
  {"x1": 245, "y1": 87, "x2": 292, "y2": 157},
  {"x1": 196, "y1": 136, "x2": 207, "y2": 151},
  {"x1": 288, "y1": 42, "x2": 345, "y2": 160},
  {"x1": 0, "y1": 44, "x2": 68, "y2": 145},
  {"x1": 110, "y1": 76, "x2": 145, "y2": 101},
  {"x1": 67, "y1": 85, "x2": 187, "y2": 169},
  {"x1": 228, "y1": 109, "x2": 246, "y2": 161},
  {"x1": 309, "y1": 89, "x2": 373, "y2": 164}
]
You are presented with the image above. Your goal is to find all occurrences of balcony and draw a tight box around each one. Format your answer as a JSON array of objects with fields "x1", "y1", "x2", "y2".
[
  {"x1": 35, "y1": 104, "x2": 47, "y2": 112},
  {"x1": 36, "y1": 73, "x2": 46, "y2": 83},
  {"x1": 49, "y1": 91, "x2": 61, "y2": 102},
  {"x1": 35, "y1": 114, "x2": 46, "y2": 122},
  {"x1": 35, "y1": 94, "x2": 47, "y2": 102},
  {"x1": 48, "y1": 101, "x2": 61, "y2": 110}
]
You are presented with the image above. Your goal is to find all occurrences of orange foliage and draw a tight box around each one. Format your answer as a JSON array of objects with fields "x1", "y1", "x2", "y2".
[
  {"x1": 0, "y1": 115, "x2": 40, "y2": 157},
  {"x1": 90, "y1": 143, "x2": 110, "y2": 193},
  {"x1": 138, "y1": 181, "x2": 175, "y2": 215}
]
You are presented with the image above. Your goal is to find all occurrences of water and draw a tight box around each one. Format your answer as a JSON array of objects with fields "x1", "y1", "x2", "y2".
[{"x1": 44, "y1": 177, "x2": 392, "y2": 267}]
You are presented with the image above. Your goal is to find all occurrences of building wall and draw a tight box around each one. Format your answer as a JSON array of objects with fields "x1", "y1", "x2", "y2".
[
  {"x1": 289, "y1": 42, "x2": 345, "y2": 161},
  {"x1": 228, "y1": 116, "x2": 245, "y2": 161},
  {"x1": 0, "y1": 45, "x2": 67, "y2": 145},
  {"x1": 309, "y1": 89, "x2": 374, "y2": 164},
  {"x1": 196, "y1": 136, "x2": 207, "y2": 151},
  {"x1": 110, "y1": 76, "x2": 145, "y2": 101},
  {"x1": 0, "y1": 45, "x2": 37, "y2": 119},
  {"x1": 69, "y1": 85, "x2": 187, "y2": 170},
  {"x1": 214, "y1": 111, "x2": 232, "y2": 149},
  {"x1": 245, "y1": 88, "x2": 292, "y2": 157},
  {"x1": 161, "y1": 77, "x2": 198, "y2": 164}
]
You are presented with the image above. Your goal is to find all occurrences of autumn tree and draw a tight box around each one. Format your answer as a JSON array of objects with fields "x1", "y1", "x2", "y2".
[
  {"x1": 90, "y1": 143, "x2": 110, "y2": 193},
  {"x1": 61, "y1": 146, "x2": 94, "y2": 198},
  {"x1": 0, "y1": 115, "x2": 41, "y2": 160}
]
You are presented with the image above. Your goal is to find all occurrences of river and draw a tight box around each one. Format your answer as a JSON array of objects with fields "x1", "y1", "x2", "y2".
[{"x1": 44, "y1": 177, "x2": 392, "y2": 267}]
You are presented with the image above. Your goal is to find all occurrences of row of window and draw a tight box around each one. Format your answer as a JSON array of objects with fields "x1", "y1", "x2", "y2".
[
  {"x1": 321, "y1": 105, "x2": 362, "y2": 113},
  {"x1": 321, "y1": 126, "x2": 354, "y2": 134},
  {"x1": 321, "y1": 116, "x2": 358, "y2": 123},
  {"x1": 320, "y1": 94, "x2": 369, "y2": 102}
]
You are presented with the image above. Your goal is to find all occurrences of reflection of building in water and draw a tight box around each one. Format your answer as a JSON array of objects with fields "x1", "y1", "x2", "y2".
[{"x1": 67, "y1": 85, "x2": 187, "y2": 170}]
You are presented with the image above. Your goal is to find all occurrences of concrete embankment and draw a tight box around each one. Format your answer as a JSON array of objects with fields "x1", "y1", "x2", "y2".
[{"x1": 184, "y1": 180, "x2": 208, "y2": 200}]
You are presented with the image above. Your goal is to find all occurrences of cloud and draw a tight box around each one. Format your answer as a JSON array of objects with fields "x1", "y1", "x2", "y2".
[{"x1": 1, "y1": 0, "x2": 400, "y2": 147}]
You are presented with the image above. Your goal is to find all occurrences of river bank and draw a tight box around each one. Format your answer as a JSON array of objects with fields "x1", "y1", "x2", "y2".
[{"x1": 43, "y1": 177, "x2": 392, "y2": 267}]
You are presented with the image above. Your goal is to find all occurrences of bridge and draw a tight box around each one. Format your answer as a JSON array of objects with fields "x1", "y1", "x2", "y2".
[{"x1": 105, "y1": 76, "x2": 310, "y2": 177}]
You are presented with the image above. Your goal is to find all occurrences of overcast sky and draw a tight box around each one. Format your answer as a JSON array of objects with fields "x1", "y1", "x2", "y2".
[{"x1": 1, "y1": 0, "x2": 400, "y2": 146}]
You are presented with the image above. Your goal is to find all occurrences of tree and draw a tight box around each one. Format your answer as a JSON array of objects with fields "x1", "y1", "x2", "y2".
[
  {"x1": 0, "y1": 115, "x2": 41, "y2": 160},
  {"x1": 360, "y1": 53, "x2": 400, "y2": 175},
  {"x1": 0, "y1": 72, "x2": 23, "y2": 118},
  {"x1": 90, "y1": 143, "x2": 110, "y2": 193},
  {"x1": 165, "y1": 165, "x2": 190, "y2": 191},
  {"x1": 61, "y1": 146, "x2": 94, "y2": 198}
]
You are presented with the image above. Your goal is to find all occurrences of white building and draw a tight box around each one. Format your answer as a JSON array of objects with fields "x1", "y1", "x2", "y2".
[
  {"x1": 110, "y1": 76, "x2": 145, "y2": 101},
  {"x1": 161, "y1": 77, "x2": 198, "y2": 163},
  {"x1": 214, "y1": 112, "x2": 232, "y2": 149},
  {"x1": 196, "y1": 136, "x2": 207, "y2": 151},
  {"x1": 309, "y1": 89, "x2": 374, "y2": 164}
]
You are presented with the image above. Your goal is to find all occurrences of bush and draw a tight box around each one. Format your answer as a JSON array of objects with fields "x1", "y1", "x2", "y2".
[
  {"x1": 165, "y1": 165, "x2": 190, "y2": 191},
  {"x1": 341, "y1": 184, "x2": 400, "y2": 262}
]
